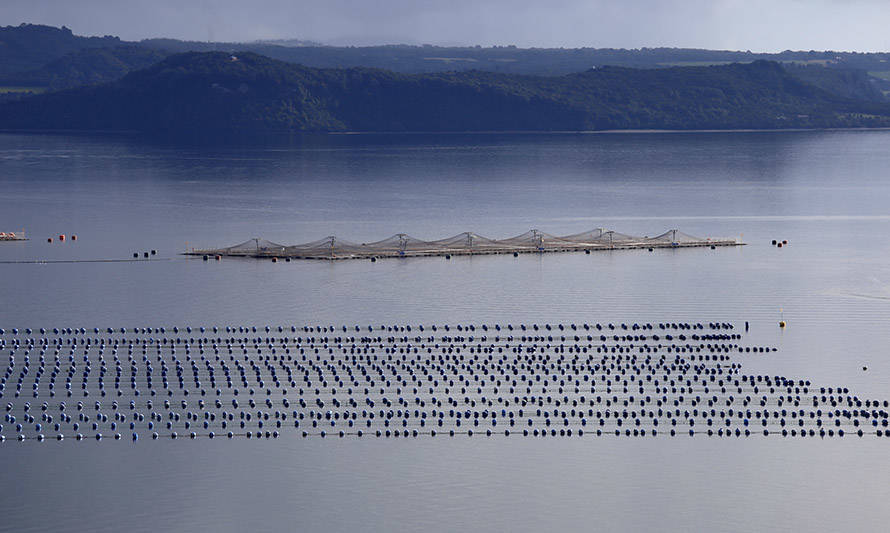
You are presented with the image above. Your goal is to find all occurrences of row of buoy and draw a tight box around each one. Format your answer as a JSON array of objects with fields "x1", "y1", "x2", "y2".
[
  {"x1": 1, "y1": 321, "x2": 886, "y2": 442},
  {"x1": 7, "y1": 427, "x2": 890, "y2": 442},
  {"x1": 771, "y1": 239, "x2": 789, "y2": 248},
  {"x1": 132, "y1": 250, "x2": 158, "y2": 259},
  {"x1": 46, "y1": 234, "x2": 76, "y2": 243},
  {"x1": 0, "y1": 322, "x2": 737, "y2": 336},
  {"x1": 3, "y1": 398, "x2": 885, "y2": 431},
  {"x1": 0, "y1": 336, "x2": 752, "y2": 352}
]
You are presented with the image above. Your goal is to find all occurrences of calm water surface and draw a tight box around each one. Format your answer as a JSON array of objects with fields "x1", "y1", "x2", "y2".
[{"x1": 1, "y1": 130, "x2": 890, "y2": 532}]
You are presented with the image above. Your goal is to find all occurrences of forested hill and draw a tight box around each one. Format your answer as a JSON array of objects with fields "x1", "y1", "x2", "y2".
[
  {"x1": 5, "y1": 46, "x2": 167, "y2": 91},
  {"x1": 3, "y1": 52, "x2": 890, "y2": 135},
  {"x1": 0, "y1": 24, "x2": 121, "y2": 77},
  {"x1": 3, "y1": 24, "x2": 890, "y2": 100}
]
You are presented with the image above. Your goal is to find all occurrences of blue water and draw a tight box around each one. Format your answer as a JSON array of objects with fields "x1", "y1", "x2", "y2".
[{"x1": 2, "y1": 130, "x2": 890, "y2": 532}]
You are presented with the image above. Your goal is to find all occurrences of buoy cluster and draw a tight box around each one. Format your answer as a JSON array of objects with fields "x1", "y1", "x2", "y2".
[
  {"x1": 771, "y1": 239, "x2": 789, "y2": 248},
  {"x1": 47, "y1": 234, "x2": 77, "y2": 244},
  {"x1": 133, "y1": 250, "x2": 158, "y2": 259},
  {"x1": 0, "y1": 321, "x2": 886, "y2": 443}
]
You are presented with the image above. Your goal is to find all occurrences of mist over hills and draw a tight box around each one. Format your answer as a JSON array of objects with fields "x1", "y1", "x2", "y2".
[{"x1": 3, "y1": 51, "x2": 889, "y2": 136}]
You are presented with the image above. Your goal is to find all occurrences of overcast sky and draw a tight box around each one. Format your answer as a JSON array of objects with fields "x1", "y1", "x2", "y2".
[{"x1": 6, "y1": 0, "x2": 890, "y2": 52}]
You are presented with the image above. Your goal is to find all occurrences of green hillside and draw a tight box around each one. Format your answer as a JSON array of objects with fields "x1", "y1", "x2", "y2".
[{"x1": 3, "y1": 52, "x2": 889, "y2": 136}]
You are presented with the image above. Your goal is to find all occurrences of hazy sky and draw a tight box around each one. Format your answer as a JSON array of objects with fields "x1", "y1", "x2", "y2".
[{"x1": 6, "y1": 0, "x2": 890, "y2": 52}]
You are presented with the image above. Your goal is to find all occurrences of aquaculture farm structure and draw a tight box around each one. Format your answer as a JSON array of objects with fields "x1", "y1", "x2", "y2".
[
  {"x1": 187, "y1": 228, "x2": 742, "y2": 261},
  {"x1": 0, "y1": 230, "x2": 26, "y2": 241}
]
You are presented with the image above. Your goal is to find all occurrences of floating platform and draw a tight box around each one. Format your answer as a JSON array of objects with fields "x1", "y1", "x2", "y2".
[
  {"x1": 0, "y1": 230, "x2": 27, "y2": 242},
  {"x1": 187, "y1": 228, "x2": 742, "y2": 260},
  {"x1": 0, "y1": 321, "x2": 884, "y2": 442}
]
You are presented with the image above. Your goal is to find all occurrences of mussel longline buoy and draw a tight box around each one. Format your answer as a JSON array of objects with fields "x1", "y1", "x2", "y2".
[
  {"x1": 202, "y1": 255, "x2": 209, "y2": 261},
  {"x1": 71, "y1": 235, "x2": 77, "y2": 241},
  {"x1": 143, "y1": 252, "x2": 149, "y2": 258},
  {"x1": 779, "y1": 321, "x2": 786, "y2": 328},
  {"x1": 272, "y1": 257, "x2": 278, "y2": 263},
  {"x1": 771, "y1": 240, "x2": 777, "y2": 245},
  {"x1": 47, "y1": 238, "x2": 53, "y2": 243},
  {"x1": 215, "y1": 255, "x2": 221, "y2": 261},
  {"x1": 134, "y1": 253, "x2": 139, "y2": 259},
  {"x1": 59, "y1": 235, "x2": 65, "y2": 241}
]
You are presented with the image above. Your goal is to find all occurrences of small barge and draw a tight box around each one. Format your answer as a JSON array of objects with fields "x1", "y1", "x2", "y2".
[{"x1": 0, "y1": 230, "x2": 27, "y2": 242}]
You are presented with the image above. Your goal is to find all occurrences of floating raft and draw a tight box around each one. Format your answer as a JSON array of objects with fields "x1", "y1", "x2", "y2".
[
  {"x1": 0, "y1": 230, "x2": 27, "y2": 242},
  {"x1": 0, "y1": 321, "x2": 886, "y2": 443},
  {"x1": 187, "y1": 228, "x2": 742, "y2": 260}
]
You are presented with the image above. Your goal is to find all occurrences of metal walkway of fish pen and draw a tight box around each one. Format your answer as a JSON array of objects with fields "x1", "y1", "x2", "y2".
[{"x1": 187, "y1": 228, "x2": 743, "y2": 261}]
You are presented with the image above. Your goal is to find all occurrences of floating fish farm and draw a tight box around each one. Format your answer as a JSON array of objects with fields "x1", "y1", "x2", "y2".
[
  {"x1": 187, "y1": 228, "x2": 741, "y2": 261},
  {"x1": 1, "y1": 321, "x2": 886, "y2": 443}
]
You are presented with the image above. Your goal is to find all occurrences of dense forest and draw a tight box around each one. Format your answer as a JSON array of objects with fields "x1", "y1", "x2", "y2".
[
  {"x1": 5, "y1": 46, "x2": 167, "y2": 90},
  {"x1": 3, "y1": 51, "x2": 890, "y2": 135},
  {"x1": 0, "y1": 24, "x2": 121, "y2": 78}
]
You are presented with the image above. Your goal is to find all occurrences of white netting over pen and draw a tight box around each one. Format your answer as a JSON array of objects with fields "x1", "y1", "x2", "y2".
[
  {"x1": 645, "y1": 229, "x2": 711, "y2": 245},
  {"x1": 426, "y1": 232, "x2": 504, "y2": 250},
  {"x1": 283, "y1": 236, "x2": 366, "y2": 257},
  {"x1": 211, "y1": 238, "x2": 288, "y2": 256},
  {"x1": 191, "y1": 228, "x2": 736, "y2": 259},
  {"x1": 497, "y1": 230, "x2": 572, "y2": 249},
  {"x1": 360, "y1": 234, "x2": 445, "y2": 253}
]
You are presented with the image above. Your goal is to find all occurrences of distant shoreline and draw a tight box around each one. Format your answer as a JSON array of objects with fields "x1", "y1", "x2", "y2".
[
  {"x1": 331, "y1": 127, "x2": 890, "y2": 135},
  {"x1": 3, "y1": 126, "x2": 890, "y2": 138}
]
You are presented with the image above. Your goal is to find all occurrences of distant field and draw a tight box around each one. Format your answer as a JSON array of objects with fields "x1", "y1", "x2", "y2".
[
  {"x1": 780, "y1": 59, "x2": 837, "y2": 66},
  {"x1": 423, "y1": 57, "x2": 478, "y2": 63},
  {"x1": 657, "y1": 61, "x2": 742, "y2": 67},
  {"x1": 0, "y1": 86, "x2": 45, "y2": 94}
]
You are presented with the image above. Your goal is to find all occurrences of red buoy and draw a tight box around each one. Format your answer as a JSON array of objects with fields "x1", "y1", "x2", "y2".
[{"x1": 59, "y1": 234, "x2": 65, "y2": 241}]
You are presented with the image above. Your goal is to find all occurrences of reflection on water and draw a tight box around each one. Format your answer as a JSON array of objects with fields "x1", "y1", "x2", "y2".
[{"x1": 1, "y1": 130, "x2": 890, "y2": 532}]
